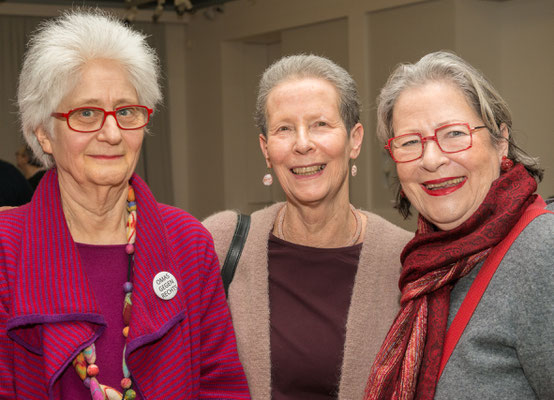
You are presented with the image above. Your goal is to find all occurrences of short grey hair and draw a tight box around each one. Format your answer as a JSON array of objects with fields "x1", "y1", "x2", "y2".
[
  {"x1": 255, "y1": 54, "x2": 360, "y2": 136},
  {"x1": 17, "y1": 9, "x2": 162, "y2": 169},
  {"x1": 376, "y1": 50, "x2": 543, "y2": 218}
]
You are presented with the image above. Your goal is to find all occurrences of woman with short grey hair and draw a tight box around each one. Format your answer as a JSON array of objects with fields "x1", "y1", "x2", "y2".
[
  {"x1": 365, "y1": 51, "x2": 553, "y2": 399},
  {"x1": 0, "y1": 10, "x2": 249, "y2": 399},
  {"x1": 376, "y1": 50, "x2": 543, "y2": 218},
  {"x1": 204, "y1": 54, "x2": 412, "y2": 399}
]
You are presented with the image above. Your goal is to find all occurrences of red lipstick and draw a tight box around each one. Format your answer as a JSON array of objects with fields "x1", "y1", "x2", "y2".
[{"x1": 421, "y1": 177, "x2": 466, "y2": 196}]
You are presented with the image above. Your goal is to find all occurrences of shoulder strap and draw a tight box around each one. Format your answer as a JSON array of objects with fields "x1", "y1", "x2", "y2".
[
  {"x1": 220, "y1": 213, "x2": 251, "y2": 298},
  {"x1": 439, "y1": 200, "x2": 552, "y2": 377}
]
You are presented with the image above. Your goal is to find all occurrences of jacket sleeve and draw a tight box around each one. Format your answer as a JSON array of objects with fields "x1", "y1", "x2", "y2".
[
  {"x1": 513, "y1": 211, "x2": 554, "y2": 399},
  {"x1": 0, "y1": 242, "x2": 15, "y2": 397},
  {"x1": 196, "y1": 230, "x2": 251, "y2": 399},
  {"x1": 202, "y1": 210, "x2": 238, "y2": 269}
]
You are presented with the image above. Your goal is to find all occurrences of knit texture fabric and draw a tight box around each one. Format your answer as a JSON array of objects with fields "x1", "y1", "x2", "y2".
[
  {"x1": 436, "y1": 201, "x2": 554, "y2": 399},
  {"x1": 0, "y1": 169, "x2": 250, "y2": 399},
  {"x1": 204, "y1": 204, "x2": 413, "y2": 400}
]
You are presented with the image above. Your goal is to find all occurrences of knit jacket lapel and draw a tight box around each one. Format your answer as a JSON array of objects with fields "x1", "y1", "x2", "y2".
[
  {"x1": 125, "y1": 173, "x2": 188, "y2": 347},
  {"x1": 7, "y1": 169, "x2": 106, "y2": 394}
]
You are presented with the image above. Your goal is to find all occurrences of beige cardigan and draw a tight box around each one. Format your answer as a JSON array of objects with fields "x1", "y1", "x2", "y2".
[{"x1": 203, "y1": 203, "x2": 413, "y2": 400}]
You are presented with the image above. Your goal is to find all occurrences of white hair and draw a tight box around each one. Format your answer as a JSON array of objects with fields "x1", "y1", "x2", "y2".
[{"x1": 18, "y1": 9, "x2": 162, "y2": 168}]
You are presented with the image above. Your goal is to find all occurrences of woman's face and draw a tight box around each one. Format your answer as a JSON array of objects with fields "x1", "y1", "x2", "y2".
[
  {"x1": 392, "y1": 80, "x2": 508, "y2": 230},
  {"x1": 259, "y1": 77, "x2": 363, "y2": 207},
  {"x1": 36, "y1": 59, "x2": 144, "y2": 190}
]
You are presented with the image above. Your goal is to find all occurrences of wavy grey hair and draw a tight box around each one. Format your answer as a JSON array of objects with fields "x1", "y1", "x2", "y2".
[
  {"x1": 255, "y1": 54, "x2": 361, "y2": 136},
  {"x1": 376, "y1": 50, "x2": 543, "y2": 218},
  {"x1": 17, "y1": 9, "x2": 162, "y2": 169}
]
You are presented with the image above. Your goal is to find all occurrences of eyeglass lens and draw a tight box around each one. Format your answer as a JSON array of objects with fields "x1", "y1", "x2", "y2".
[
  {"x1": 68, "y1": 107, "x2": 149, "y2": 132},
  {"x1": 391, "y1": 124, "x2": 472, "y2": 162}
]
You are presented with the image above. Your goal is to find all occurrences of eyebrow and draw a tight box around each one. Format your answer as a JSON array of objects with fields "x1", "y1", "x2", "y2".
[{"x1": 70, "y1": 98, "x2": 139, "y2": 108}]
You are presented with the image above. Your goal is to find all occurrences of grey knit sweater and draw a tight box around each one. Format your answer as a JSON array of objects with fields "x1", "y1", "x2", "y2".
[{"x1": 435, "y1": 201, "x2": 554, "y2": 399}]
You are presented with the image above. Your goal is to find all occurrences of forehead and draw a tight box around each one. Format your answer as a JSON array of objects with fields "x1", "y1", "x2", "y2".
[
  {"x1": 392, "y1": 80, "x2": 478, "y2": 129},
  {"x1": 59, "y1": 59, "x2": 138, "y2": 107},
  {"x1": 266, "y1": 77, "x2": 340, "y2": 115}
]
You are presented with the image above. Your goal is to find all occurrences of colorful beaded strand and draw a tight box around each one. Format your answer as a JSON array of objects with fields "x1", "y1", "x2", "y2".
[{"x1": 73, "y1": 185, "x2": 137, "y2": 400}]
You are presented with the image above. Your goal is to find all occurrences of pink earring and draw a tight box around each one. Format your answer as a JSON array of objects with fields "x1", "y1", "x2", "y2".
[
  {"x1": 351, "y1": 164, "x2": 357, "y2": 177},
  {"x1": 262, "y1": 170, "x2": 273, "y2": 186},
  {"x1": 501, "y1": 156, "x2": 514, "y2": 172}
]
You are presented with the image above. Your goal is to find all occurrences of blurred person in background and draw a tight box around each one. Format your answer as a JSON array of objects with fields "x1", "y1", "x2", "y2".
[
  {"x1": 0, "y1": 159, "x2": 32, "y2": 207},
  {"x1": 15, "y1": 144, "x2": 46, "y2": 191}
]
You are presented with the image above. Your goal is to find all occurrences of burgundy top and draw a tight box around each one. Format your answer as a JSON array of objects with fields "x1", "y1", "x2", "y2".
[
  {"x1": 59, "y1": 243, "x2": 142, "y2": 399},
  {"x1": 268, "y1": 233, "x2": 361, "y2": 399}
]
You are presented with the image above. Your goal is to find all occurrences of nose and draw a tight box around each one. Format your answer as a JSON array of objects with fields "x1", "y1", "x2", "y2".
[
  {"x1": 420, "y1": 138, "x2": 448, "y2": 171},
  {"x1": 97, "y1": 113, "x2": 123, "y2": 144},
  {"x1": 293, "y1": 126, "x2": 315, "y2": 154}
]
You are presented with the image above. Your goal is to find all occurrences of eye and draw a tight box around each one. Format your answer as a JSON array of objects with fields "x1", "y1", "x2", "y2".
[
  {"x1": 445, "y1": 129, "x2": 469, "y2": 138},
  {"x1": 116, "y1": 107, "x2": 134, "y2": 118},
  {"x1": 394, "y1": 135, "x2": 421, "y2": 148},
  {"x1": 316, "y1": 121, "x2": 327, "y2": 127},
  {"x1": 277, "y1": 126, "x2": 290, "y2": 132},
  {"x1": 78, "y1": 108, "x2": 97, "y2": 118},
  {"x1": 400, "y1": 139, "x2": 420, "y2": 147}
]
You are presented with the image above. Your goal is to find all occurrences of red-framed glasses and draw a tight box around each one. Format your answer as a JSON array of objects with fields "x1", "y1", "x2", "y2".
[
  {"x1": 51, "y1": 105, "x2": 153, "y2": 133},
  {"x1": 385, "y1": 123, "x2": 487, "y2": 163}
]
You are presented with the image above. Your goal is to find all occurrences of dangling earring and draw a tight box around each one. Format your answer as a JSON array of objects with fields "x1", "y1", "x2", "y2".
[
  {"x1": 351, "y1": 164, "x2": 357, "y2": 177},
  {"x1": 400, "y1": 189, "x2": 406, "y2": 198},
  {"x1": 262, "y1": 169, "x2": 273, "y2": 186},
  {"x1": 501, "y1": 155, "x2": 514, "y2": 172}
]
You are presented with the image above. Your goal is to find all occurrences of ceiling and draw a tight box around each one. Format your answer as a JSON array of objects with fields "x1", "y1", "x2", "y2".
[{"x1": 3, "y1": 0, "x2": 234, "y2": 12}]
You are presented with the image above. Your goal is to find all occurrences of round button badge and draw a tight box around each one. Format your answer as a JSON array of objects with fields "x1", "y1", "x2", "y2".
[{"x1": 152, "y1": 271, "x2": 178, "y2": 300}]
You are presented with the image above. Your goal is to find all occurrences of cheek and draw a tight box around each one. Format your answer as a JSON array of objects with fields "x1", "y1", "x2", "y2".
[
  {"x1": 396, "y1": 164, "x2": 415, "y2": 186},
  {"x1": 323, "y1": 137, "x2": 350, "y2": 162},
  {"x1": 124, "y1": 132, "x2": 145, "y2": 154},
  {"x1": 266, "y1": 141, "x2": 289, "y2": 166},
  {"x1": 54, "y1": 136, "x2": 82, "y2": 159},
  {"x1": 130, "y1": 137, "x2": 144, "y2": 154}
]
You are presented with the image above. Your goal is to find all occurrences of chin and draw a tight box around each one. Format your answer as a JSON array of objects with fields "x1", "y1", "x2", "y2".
[{"x1": 89, "y1": 170, "x2": 132, "y2": 187}]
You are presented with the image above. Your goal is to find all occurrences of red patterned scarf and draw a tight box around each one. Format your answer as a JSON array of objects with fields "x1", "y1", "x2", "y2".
[{"x1": 364, "y1": 164, "x2": 538, "y2": 400}]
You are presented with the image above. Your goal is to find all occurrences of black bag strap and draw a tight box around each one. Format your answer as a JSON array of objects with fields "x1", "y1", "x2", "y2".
[{"x1": 220, "y1": 213, "x2": 251, "y2": 297}]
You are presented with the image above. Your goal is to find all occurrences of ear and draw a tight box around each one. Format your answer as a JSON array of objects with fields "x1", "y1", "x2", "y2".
[
  {"x1": 35, "y1": 126, "x2": 53, "y2": 155},
  {"x1": 259, "y1": 133, "x2": 272, "y2": 168},
  {"x1": 497, "y1": 123, "x2": 509, "y2": 160},
  {"x1": 348, "y1": 123, "x2": 364, "y2": 159}
]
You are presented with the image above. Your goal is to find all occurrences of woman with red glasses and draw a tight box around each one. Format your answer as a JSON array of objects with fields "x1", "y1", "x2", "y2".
[
  {"x1": 365, "y1": 51, "x2": 553, "y2": 399},
  {"x1": 0, "y1": 10, "x2": 249, "y2": 399}
]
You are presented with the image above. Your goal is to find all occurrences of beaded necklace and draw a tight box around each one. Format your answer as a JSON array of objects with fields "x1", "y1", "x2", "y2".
[{"x1": 72, "y1": 186, "x2": 137, "y2": 400}]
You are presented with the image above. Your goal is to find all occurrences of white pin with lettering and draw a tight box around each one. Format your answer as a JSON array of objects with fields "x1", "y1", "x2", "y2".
[{"x1": 152, "y1": 271, "x2": 178, "y2": 300}]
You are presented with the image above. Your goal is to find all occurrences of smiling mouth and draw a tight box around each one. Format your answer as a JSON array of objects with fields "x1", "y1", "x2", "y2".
[
  {"x1": 423, "y1": 177, "x2": 466, "y2": 190},
  {"x1": 291, "y1": 164, "x2": 326, "y2": 175}
]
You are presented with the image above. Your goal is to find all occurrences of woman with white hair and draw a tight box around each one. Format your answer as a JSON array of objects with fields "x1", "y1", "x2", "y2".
[
  {"x1": 0, "y1": 10, "x2": 249, "y2": 399},
  {"x1": 203, "y1": 54, "x2": 412, "y2": 399}
]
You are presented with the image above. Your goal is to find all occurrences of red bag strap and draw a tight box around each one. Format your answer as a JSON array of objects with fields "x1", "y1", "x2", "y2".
[{"x1": 438, "y1": 197, "x2": 552, "y2": 377}]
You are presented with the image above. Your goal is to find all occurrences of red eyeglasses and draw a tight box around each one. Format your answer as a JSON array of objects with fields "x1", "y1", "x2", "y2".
[
  {"x1": 385, "y1": 123, "x2": 487, "y2": 163},
  {"x1": 51, "y1": 105, "x2": 153, "y2": 133}
]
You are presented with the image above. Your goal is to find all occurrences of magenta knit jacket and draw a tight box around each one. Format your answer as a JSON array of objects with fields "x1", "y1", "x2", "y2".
[{"x1": 0, "y1": 170, "x2": 250, "y2": 399}]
